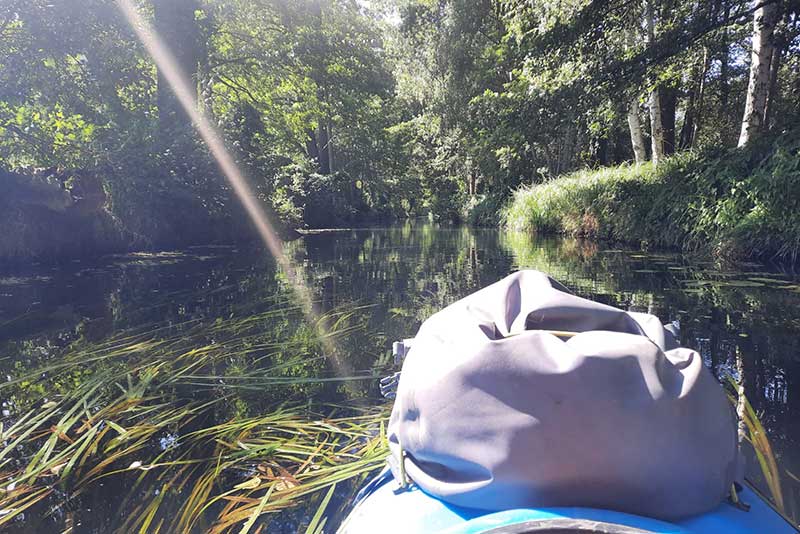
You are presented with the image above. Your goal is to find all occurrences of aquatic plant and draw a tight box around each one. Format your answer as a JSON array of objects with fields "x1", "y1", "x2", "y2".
[
  {"x1": 727, "y1": 375, "x2": 785, "y2": 513},
  {"x1": 0, "y1": 300, "x2": 390, "y2": 533}
]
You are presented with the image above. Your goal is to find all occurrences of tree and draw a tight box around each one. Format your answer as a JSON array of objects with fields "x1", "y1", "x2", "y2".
[
  {"x1": 645, "y1": 0, "x2": 665, "y2": 165},
  {"x1": 678, "y1": 46, "x2": 708, "y2": 150},
  {"x1": 625, "y1": 22, "x2": 647, "y2": 164},
  {"x1": 153, "y1": 0, "x2": 205, "y2": 132},
  {"x1": 738, "y1": 0, "x2": 780, "y2": 147},
  {"x1": 627, "y1": 97, "x2": 648, "y2": 164}
]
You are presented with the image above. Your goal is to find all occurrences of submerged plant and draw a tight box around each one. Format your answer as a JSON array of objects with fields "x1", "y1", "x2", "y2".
[
  {"x1": 0, "y1": 298, "x2": 390, "y2": 533},
  {"x1": 727, "y1": 375, "x2": 785, "y2": 512}
]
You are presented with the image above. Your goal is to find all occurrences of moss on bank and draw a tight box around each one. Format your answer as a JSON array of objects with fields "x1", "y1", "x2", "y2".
[{"x1": 503, "y1": 130, "x2": 800, "y2": 263}]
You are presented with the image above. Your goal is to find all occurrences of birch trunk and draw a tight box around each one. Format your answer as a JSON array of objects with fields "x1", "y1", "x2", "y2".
[
  {"x1": 624, "y1": 24, "x2": 646, "y2": 164},
  {"x1": 649, "y1": 89, "x2": 665, "y2": 165},
  {"x1": 661, "y1": 84, "x2": 677, "y2": 156},
  {"x1": 738, "y1": 1, "x2": 778, "y2": 147},
  {"x1": 627, "y1": 98, "x2": 647, "y2": 164},
  {"x1": 644, "y1": 0, "x2": 664, "y2": 165}
]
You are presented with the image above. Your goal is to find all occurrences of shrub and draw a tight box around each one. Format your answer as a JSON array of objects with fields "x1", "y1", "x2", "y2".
[
  {"x1": 502, "y1": 129, "x2": 800, "y2": 263},
  {"x1": 464, "y1": 193, "x2": 509, "y2": 227}
]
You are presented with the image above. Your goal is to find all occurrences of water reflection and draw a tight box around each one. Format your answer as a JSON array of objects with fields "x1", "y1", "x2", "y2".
[
  {"x1": 0, "y1": 223, "x2": 798, "y2": 530},
  {"x1": 289, "y1": 225, "x2": 800, "y2": 523}
]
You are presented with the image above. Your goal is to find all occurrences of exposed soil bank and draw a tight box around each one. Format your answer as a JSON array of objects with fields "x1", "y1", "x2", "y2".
[
  {"x1": 0, "y1": 169, "x2": 129, "y2": 263},
  {"x1": 0, "y1": 168, "x2": 298, "y2": 264}
]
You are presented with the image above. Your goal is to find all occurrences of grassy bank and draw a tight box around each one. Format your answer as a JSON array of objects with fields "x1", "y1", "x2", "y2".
[{"x1": 503, "y1": 131, "x2": 800, "y2": 263}]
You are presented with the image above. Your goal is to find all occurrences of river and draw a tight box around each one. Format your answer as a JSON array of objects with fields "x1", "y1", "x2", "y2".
[{"x1": 1, "y1": 223, "x2": 798, "y2": 531}]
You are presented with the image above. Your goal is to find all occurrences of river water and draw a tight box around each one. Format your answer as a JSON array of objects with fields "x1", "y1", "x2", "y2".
[{"x1": 1, "y1": 224, "x2": 798, "y2": 531}]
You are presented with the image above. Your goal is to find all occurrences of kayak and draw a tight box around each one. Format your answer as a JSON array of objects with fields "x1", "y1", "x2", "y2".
[{"x1": 339, "y1": 468, "x2": 799, "y2": 533}]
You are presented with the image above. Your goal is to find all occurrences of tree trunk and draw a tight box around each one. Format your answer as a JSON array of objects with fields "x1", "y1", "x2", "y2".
[
  {"x1": 764, "y1": 42, "x2": 784, "y2": 129},
  {"x1": 627, "y1": 97, "x2": 647, "y2": 164},
  {"x1": 738, "y1": 1, "x2": 779, "y2": 147},
  {"x1": 679, "y1": 47, "x2": 709, "y2": 150},
  {"x1": 597, "y1": 136, "x2": 609, "y2": 166},
  {"x1": 661, "y1": 84, "x2": 677, "y2": 156},
  {"x1": 693, "y1": 47, "x2": 709, "y2": 143},
  {"x1": 623, "y1": 22, "x2": 646, "y2": 165},
  {"x1": 306, "y1": 129, "x2": 319, "y2": 162},
  {"x1": 644, "y1": 0, "x2": 664, "y2": 165},
  {"x1": 327, "y1": 122, "x2": 335, "y2": 174},
  {"x1": 719, "y1": 3, "x2": 732, "y2": 110},
  {"x1": 316, "y1": 122, "x2": 331, "y2": 174},
  {"x1": 649, "y1": 89, "x2": 665, "y2": 165},
  {"x1": 612, "y1": 125, "x2": 628, "y2": 164},
  {"x1": 153, "y1": 0, "x2": 204, "y2": 132}
]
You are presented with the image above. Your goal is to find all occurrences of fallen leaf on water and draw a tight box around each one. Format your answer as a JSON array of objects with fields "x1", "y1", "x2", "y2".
[
  {"x1": 234, "y1": 476, "x2": 261, "y2": 490},
  {"x1": 273, "y1": 478, "x2": 298, "y2": 492},
  {"x1": 51, "y1": 462, "x2": 68, "y2": 475}
]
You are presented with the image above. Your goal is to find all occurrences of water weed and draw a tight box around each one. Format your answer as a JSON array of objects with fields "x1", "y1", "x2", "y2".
[{"x1": 0, "y1": 301, "x2": 389, "y2": 533}]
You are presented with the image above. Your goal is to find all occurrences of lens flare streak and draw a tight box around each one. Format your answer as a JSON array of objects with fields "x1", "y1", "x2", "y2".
[{"x1": 116, "y1": 0, "x2": 350, "y2": 374}]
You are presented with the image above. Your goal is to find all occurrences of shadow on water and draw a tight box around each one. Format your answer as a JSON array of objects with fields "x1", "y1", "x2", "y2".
[{"x1": 0, "y1": 223, "x2": 798, "y2": 530}]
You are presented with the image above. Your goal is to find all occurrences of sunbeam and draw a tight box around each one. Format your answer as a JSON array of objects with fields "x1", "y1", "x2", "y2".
[{"x1": 115, "y1": 0, "x2": 351, "y2": 376}]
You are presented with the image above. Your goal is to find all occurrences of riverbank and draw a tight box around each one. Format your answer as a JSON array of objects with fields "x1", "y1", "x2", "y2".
[
  {"x1": 0, "y1": 167, "x2": 297, "y2": 264},
  {"x1": 0, "y1": 167, "x2": 399, "y2": 264},
  {"x1": 503, "y1": 130, "x2": 800, "y2": 264}
]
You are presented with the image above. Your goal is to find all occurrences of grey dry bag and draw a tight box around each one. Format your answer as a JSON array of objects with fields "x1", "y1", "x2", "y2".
[{"x1": 387, "y1": 270, "x2": 740, "y2": 520}]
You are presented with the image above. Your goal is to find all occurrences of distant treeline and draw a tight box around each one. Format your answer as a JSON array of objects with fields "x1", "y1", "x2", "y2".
[{"x1": 1, "y1": 0, "x2": 799, "y2": 260}]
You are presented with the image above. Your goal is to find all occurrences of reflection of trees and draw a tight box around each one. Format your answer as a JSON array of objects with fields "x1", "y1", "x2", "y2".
[
  {"x1": 2, "y1": 226, "x2": 799, "y2": 525},
  {"x1": 284, "y1": 224, "x2": 522, "y2": 380},
  {"x1": 502, "y1": 230, "x2": 800, "y2": 518}
]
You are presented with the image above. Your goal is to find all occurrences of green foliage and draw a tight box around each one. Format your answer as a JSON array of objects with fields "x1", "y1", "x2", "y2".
[
  {"x1": 2, "y1": 0, "x2": 800, "y2": 260},
  {"x1": 503, "y1": 129, "x2": 800, "y2": 262},
  {"x1": 0, "y1": 0, "x2": 416, "y2": 250},
  {"x1": 464, "y1": 193, "x2": 508, "y2": 227},
  {"x1": 206, "y1": 0, "x2": 402, "y2": 227}
]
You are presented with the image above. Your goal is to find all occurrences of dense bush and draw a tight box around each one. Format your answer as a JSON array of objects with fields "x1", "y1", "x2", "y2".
[
  {"x1": 464, "y1": 193, "x2": 509, "y2": 227},
  {"x1": 503, "y1": 130, "x2": 800, "y2": 263}
]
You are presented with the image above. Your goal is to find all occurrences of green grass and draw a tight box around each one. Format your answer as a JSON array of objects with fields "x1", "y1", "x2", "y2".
[{"x1": 502, "y1": 129, "x2": 800, "y2": 263}]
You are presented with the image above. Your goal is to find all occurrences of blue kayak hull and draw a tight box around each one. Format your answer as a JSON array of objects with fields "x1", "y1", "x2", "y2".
[{"x1": 339, "y1": 472, "x2": 798, "y2": 533}]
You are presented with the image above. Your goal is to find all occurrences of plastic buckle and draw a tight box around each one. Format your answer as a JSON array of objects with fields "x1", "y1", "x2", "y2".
[
  {"x1": 392, "y1": 339, "x2": 414, "y2": 365},
  {"x1": 388, "y1": 445, "x2": 411, "y2": 492}
]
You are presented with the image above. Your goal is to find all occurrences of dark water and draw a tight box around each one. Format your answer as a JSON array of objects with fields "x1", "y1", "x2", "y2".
[{"x1": 1, "y1": 224, "x2": 799, "y2": 530}]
